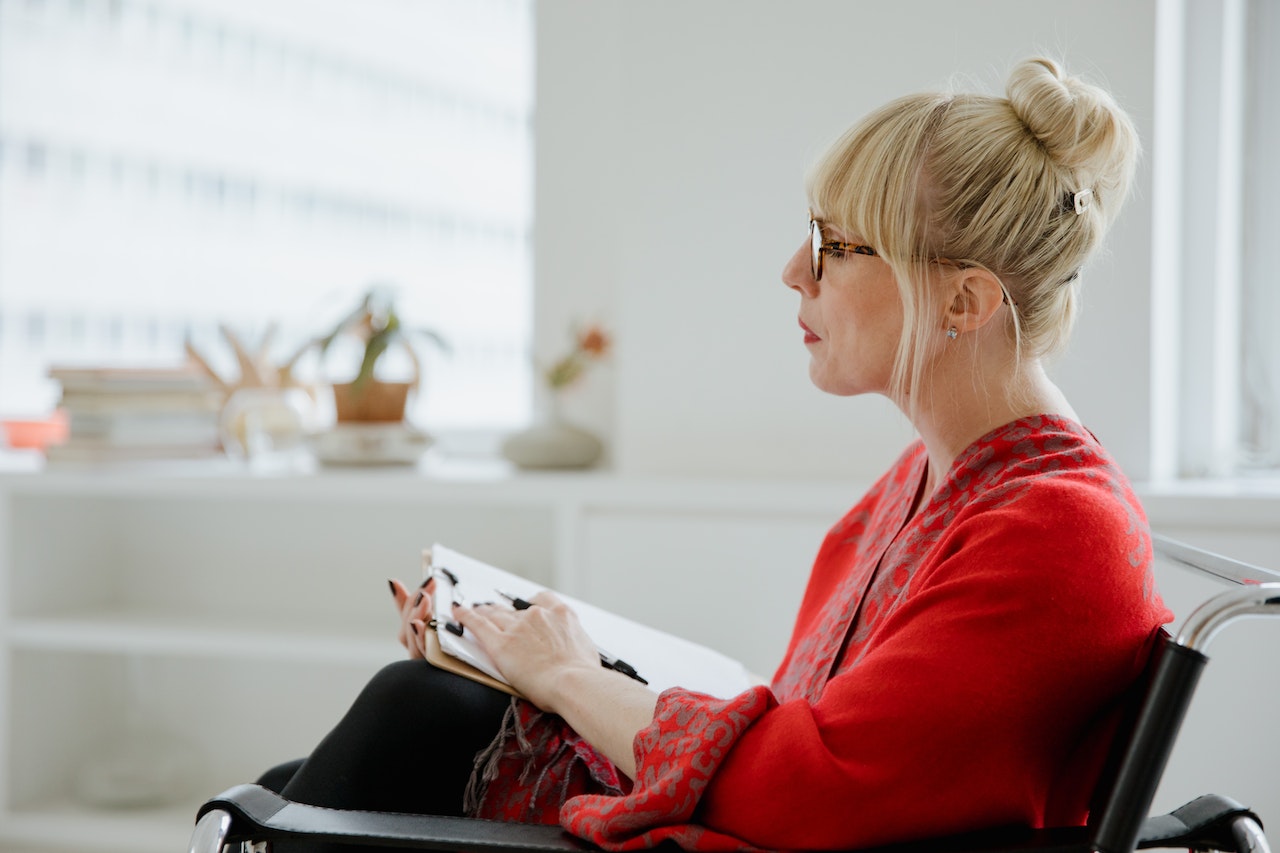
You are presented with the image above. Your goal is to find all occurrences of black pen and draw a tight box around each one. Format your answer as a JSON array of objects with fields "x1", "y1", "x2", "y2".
[
  {"x1": 496, "y1": 590, "x2": 649, "y2": 685},
  {"x1": 498, "y1": 590, "x2": 534, "y2": 610}
]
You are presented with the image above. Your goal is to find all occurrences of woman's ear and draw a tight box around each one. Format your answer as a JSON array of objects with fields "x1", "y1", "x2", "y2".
[{"x1": 943, "y1": 267, "x2": 1007, "y2": 334}]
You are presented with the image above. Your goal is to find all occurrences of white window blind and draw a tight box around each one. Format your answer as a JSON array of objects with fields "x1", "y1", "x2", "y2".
[{"x1": 0, "y1": 0, "x2": 534, "y2": 432}]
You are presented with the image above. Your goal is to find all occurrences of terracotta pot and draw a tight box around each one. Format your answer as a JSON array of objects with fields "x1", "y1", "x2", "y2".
[{"x1": 331, "y1": 381, "x2": 412, "y2": 423}]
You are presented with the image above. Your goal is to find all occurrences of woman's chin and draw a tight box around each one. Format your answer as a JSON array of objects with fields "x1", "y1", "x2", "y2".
[{"x1": 808, "y1": 368, "x2": 861, "y2": 397}]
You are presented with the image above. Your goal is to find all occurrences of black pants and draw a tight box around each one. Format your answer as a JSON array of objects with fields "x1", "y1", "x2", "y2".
[{"x1": 256, "y1": 659, "x2": 511, "y2": 852}]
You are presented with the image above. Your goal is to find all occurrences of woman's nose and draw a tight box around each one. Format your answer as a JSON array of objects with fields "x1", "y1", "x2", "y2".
[{"x1": 782, "y1": 241, "x2": 818, "y2": 296}]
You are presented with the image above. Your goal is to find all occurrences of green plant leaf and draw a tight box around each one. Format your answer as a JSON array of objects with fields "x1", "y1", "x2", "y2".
[
  {"x1": 355, "y1": 316, "x2": 399, "y2": 388},
  {"x1": 317, "y1": 286, "x2": 450, "y2": 392},
  {"x1": 316, "y1": 291, "x2": 376, "y2": 356}
]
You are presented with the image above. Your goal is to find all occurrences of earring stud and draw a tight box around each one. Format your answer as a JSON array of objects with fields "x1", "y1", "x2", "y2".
[{"x1": 946, "y1": 327, "x2": 958, "y2": 340}]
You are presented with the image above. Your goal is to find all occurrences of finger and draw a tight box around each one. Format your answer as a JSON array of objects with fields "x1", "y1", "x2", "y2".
[
  {"x1": 389, "y1": 578, "x2": 410, "y2": 610},
  {"x1": 453, "y1": 602, "x2": 505, "y2": 644},
  {"x1": 473, "y1": 602, "x2": 524, "y2": 631},
  {"x1": 391, "y1": 579, "x2": 430, "y2": 655},
  {"x1": 403, "y1": 589, "x2": 431, "y2": 651},
  {"x1": 529, "y1": 590, "x2": 568, "y2": 610},
  {"x1": 393, "y1": 580, "x2": 421, "y2": 628},
  {"x1": 527, "y1": 592, "x2": 581, "y2": 628},
  {"x1": 389, "y1": 579, "x2": 414, "y2": 649},
  {"x1": 408, "y1": 619, "x2": 428, "y2": 659},
  {"x1": 416, "y1": 584, "x2": 434, "y2": 619}
]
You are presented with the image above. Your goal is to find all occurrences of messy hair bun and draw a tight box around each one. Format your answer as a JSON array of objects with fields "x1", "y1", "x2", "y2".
[
  {"x1": 1005, "y1": 57, "x2": 1137, "y2": 229},
  {"x1": 808, "y1": 56, "x2": 1140, "y2": 405}
]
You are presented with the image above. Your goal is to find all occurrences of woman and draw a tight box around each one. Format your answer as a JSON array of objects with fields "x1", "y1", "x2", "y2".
[{"x1": 263, "y1": 57, "x2": 1171, "y2": 852}]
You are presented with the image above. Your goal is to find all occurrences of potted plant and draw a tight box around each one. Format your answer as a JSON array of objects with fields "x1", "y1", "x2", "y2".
[{"x1": 316, "y1": 286, "x2": 449, "y2": 423}]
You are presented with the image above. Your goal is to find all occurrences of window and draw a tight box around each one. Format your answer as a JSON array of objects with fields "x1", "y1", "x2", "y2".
[
  {"x1": 0, "y1": 0, "x2": 534, "y2": 434},
  {"x1": 1237, "y1": 0, "x2": 1280, "y2": 471},
  {"x1": 1152, "y1": 0, "x2": 1279, "y2": 479}
]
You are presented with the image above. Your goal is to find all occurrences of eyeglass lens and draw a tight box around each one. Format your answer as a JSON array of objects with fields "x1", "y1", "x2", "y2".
[{"x1": 809, "y1": 216, "x2": 823, "y2": 281}]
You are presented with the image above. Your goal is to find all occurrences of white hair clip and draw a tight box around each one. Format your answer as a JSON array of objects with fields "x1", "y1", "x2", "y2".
[{"x1": 1073, "y1": 188, "x2": 1094, "y2": 215}]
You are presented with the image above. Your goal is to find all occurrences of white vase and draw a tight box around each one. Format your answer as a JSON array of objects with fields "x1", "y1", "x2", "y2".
[{"x1": 501, "y1": 394, "x2": 602, "y2": 470}]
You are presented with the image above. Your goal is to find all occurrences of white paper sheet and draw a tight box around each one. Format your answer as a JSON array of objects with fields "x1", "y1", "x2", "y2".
[{"x1": 428, "y1": 544, "x2": 753, "y2": 699}]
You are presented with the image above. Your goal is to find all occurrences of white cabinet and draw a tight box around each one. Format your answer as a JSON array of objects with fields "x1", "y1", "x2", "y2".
[{"x1": 0, "y1": 462, "x2": 853, "y2": 853}]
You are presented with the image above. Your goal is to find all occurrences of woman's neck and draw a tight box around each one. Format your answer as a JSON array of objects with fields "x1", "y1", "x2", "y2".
[{"x1": 907, "y1": 358, "x2": 1076, "y2": 500}]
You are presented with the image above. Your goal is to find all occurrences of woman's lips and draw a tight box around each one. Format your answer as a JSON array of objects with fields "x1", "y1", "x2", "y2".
[{"x1": 799, "y1": 318, "x2": 821, "y2": 344}]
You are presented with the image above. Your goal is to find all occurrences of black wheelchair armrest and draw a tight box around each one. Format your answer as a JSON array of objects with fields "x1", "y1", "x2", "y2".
[
  {"x1": 1135, "y1": 794, "x2": 1266, "y2": 852},
  {"x1": 193, "y1": 783, "x2": 594, "y2": 851},
  {"x1": 191, "y1": 785, "x2": 1265, "y2": 853}
]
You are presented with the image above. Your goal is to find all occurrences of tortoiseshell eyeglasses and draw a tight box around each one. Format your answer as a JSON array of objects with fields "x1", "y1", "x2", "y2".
[
  {"x1": 809, "y1": 210, "x2": 877, "y2": 282},
  {"x1": 807, "y1": 210, "x2": 1015, "y2": 307}
]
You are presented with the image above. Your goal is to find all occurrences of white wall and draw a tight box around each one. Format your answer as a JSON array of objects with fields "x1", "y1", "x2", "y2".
[{"x1": 535, "y1": 0, "x2": 1158, "y2": 482}]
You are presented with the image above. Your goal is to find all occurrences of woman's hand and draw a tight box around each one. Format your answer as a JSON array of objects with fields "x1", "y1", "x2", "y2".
[
  {"x1": 455, "y1": 591, "x2": 659, "y2": 779},
  {"x1": 388, "y1": 577, "x2": 434, "y2": 659},
  {"x1": 452, "y1": 591, "x2": 600, "y2": 714}
]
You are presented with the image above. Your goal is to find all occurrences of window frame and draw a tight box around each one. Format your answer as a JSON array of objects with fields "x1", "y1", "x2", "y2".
[{"x1": 1151, "y1": 0, "x2": 1279, "y2": 481}]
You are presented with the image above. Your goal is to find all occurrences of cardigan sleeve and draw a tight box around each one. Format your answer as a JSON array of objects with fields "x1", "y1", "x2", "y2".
[
  {"x1": 561, "y1": 482, "x2": 1169, "y2": 851},
  {"x1": 561, "y1": 685, "x2": 778, "y2": 852}
]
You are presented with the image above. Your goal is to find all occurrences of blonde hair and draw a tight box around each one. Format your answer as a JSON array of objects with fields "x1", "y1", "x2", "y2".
[{"x1": 807, "y1": 57, "x2": 1139, "y2": 409}]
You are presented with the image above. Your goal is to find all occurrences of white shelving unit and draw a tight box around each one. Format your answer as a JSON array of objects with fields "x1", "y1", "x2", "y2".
[{"x1": 0, "y1": 458, "x2": 852, "y2": 853}]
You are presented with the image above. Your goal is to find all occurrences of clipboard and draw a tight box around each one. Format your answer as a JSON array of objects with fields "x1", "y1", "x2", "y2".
[
  {"x1": 423, "y1": 629, "x2": 522, "y2": 698},
  {"x1": 421, "y1": 544, "x2": 754, "y2": 700}
]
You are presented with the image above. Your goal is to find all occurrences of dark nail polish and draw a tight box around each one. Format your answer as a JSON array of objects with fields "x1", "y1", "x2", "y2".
[
  {"x1": 388, "y1": 580, "x2": 396, "y2": 596},
  {"x1": 410, "y1": 622, "x2": 420, "y2": 635},
  {"x1": 418, "y1": 577, "x2": 432, "y2": 589},
  {"x1": 445, "y1": 621, "x2": 464, "y2": 637},
  {"x1": 413, "y1": 591, "x2": 423, "y2": 607}
]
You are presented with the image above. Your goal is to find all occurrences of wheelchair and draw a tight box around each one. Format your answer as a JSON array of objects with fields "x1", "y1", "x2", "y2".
[{"x1": 191, "y1": 535, "x2": 1277, "y2": 853}]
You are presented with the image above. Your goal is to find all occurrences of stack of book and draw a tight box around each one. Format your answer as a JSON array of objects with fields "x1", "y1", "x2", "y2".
[{"x1": 45, "y1": 366, "x2": 224, "y2": 465}]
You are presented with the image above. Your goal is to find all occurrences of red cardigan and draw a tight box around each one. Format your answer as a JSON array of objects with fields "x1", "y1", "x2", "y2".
[{"x1": 472, "y1": 416, "x2": 1171, "y2": 851}]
